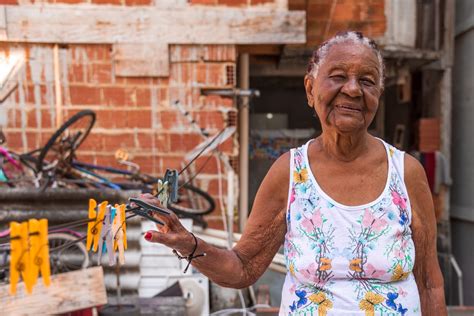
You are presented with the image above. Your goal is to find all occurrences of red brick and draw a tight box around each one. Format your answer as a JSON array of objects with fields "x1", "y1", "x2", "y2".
[
  {"x1": 160, "y1": 111, "x2": 179, "y2": 130},
  {"x1": 126, "y1": 77, "x2": 152, "y2": 85},
  {"x1": 103, "y1": 134, "x2": 135, "y2": 151},
  {"x1": 0, "y1": 0, "x2": 19, "y2": 4},
  {"x1": 124, "y1": 0, "x2": 151, "y2": 5},
  {"x1": 250, "y1": 0, "x2": 273, "y2": 4},
  {"x1": 91, "y1": 0, "x2": 122, "y2": 5},
  {"x1": 196, "y1": 63, "x2": 207, "y2": 84},
  {"x1": 193, "y1": 155, "x2": 219, "y2": 174},
  {"x1": 216, "y1": 137, "x2": 233, "y2": 154},
  {"x1": 288, "y1": 0, "x2": 305, "y2": 10},
  {"x1": 101, "y1": 87, "x2": 127, "y2": 106},
  {"x1": 26, "y1": 108, "x2": 54, "y2": 129},
  {"x1": 217, "y1": 0, "x2": 247, "y2": 6},
  {"x1": 194, "y1": 111, "x2": 226, "y2": 130},
  {"x1": 203, "y1": 45, "x2": 236, "y2": 62},
  {"x1": 69, "y1": 85, "x2": 101, "y2": 106},
  {"x1": 68, "y1": 64, "x2": 86, "y2": 83},
  {"x1": 202, "y1": 95, "x2": 234, "y2": 108},
  {"x1": 136, "y1": 88, "x2": 151, "y2": 107},
  {"x1": 54, "y1": 0, "x2": 84, "y2": 3},
  {"x1": 127, "y1": 110, "x2": 152, "y2": 129},
  {"x1": 307, "y1": 4, "x2": 332, "y2": 20},
  {"x1": 370, "y1": 21, "x2": 386, "y2": 37},
  {"x1": 90, "y1": 63, "x2": 113, "y2": 84},
  {"x1": 207, "y1": 63, "x2": 226, "y2": 86},
  {"x1": 80, "y1": 132, "x2": 103, "y2": 151},
  {"x1": 169, "y1": 133, "x2": 203, "y2": 152},
  {"x1": 94, "y1": 109, "x2": 127, "y2": 129},
  {"x1": 93, "y1": 154, "x2": 127, "y2": 170},
  {"x1": 84, "y1": 45, "x2": 112, "y2": 61},
  {"x1": 196, "y1": 178, "x2": 228, "y2": 196},
  {"x1": 158, "y1": 155, "x2": 186, "y2": 174},
  {"x1": 127, "y1": 155, "x2": 157, "y2": 175},
  {"x1": 6, "y1": 109, "x2": 21, "y2": 128},
  {"x1": 2, "y1": 131, "x2": 22, "y2": 149},
  {"x1": 190, "y1": 0, "x2": 217, "y2": 4},
  {"x1": 332, "y1": 3, "x2": 357, "y2": 21}
]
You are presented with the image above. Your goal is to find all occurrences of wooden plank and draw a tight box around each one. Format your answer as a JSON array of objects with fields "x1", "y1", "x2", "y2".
[
  {"x1": 4, "y1": 5, "x2": 305, "y2": 45},
  {"x1": 0, "y1": 266, "x2": 107, "y2": 315},
  {"x1": 0, "y1": 6, "x2": 6, "y2": 41},
  {"x1": 238, "y1": 44, "x2": 283, "y2": 55},
  {"x1": 114, "y1": 43, "x2": 169, "y2": 77}
]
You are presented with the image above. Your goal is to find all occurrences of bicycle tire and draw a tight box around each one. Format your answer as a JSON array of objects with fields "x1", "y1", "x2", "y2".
[
  {"x1": 37, "y1": 110, "x2": 96, "y2": 173},
  {"x1": 168, "y1": 183, "x2": 215, "y2": 216},
  {"x1": 48, "y1": 232, "x2": 90, "y2": 274}
]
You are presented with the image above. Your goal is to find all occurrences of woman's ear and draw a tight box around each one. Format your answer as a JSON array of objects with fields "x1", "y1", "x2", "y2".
[{"x1": 304, "y1": 75, "x2": 314, "y2": 108}]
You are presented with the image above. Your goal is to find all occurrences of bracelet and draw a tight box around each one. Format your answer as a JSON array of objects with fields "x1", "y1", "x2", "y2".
[{"x1": 172, "y1": 232, "x2": 206, "y2": 273}]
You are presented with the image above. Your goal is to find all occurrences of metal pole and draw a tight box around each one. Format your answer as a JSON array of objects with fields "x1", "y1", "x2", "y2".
[
  {"x1": 238, "y1": 53, "x2": 249, "y2": 233},
  {"x1": 53, "y1": 44, "x2": 63, "y2": 128}
]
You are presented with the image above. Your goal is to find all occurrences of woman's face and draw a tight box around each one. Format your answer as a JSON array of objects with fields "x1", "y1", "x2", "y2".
[{"x1": 305, "y1": 42, "x2": 383, "y2": 134}]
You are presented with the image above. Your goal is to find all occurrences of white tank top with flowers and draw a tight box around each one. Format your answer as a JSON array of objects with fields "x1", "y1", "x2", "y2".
[{"x1": 280, "y1": 139, "x2": 421, "y2": 316}]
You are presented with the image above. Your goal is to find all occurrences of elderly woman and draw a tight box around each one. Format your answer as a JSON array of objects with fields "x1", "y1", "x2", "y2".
[{"x1": 141, "y1": 31, "x2": 446, "y2": 315}]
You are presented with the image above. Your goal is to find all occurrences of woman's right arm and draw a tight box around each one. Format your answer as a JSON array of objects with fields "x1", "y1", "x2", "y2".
[{"x1": 142, "y1": 152, "x2": 290, "y2": 289}]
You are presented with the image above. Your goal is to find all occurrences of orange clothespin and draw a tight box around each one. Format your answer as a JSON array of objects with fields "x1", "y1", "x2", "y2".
[
  {"x1": 113, "y1": 204, "x2": 126, "y2": 265},
  {"x1": 28, "y1": 219, "x2": 51, "y2": 291},
  {"x1": 87, "y1": 200, "x2": 107, "y2": 252},
  {"x1": 9, "y1": 221, "x2": 29, "y2": 295},
  {"x1": 86, "y1": 199, "x2": 97, "y2": 251}
]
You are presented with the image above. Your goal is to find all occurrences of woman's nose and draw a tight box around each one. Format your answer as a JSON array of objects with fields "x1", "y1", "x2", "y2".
[{"x1": 341, "y1": 78, "x2": 362, "y2": 98}]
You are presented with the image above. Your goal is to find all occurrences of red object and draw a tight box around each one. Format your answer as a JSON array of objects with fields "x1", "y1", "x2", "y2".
[
  {"x1": 144, "y1": 231, "x2": 152, "y2": 241},
  {"x1": 60, "y1": 308, "x2": 94, "y2": 316},
  {"x1": 422, "y1": 153, "x2": 436, "y2": 192}
]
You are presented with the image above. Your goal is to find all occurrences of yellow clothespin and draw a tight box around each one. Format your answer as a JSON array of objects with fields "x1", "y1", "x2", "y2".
[
  {"x1": 120, "y1": 204, "x2": 127, "y2": 250},
  {"x1": 9, "y1": 221, "x2": 29, "y2": 295},
  {"x1": 87, "y1": 200, "x2": 107, "y2": 252},
  {"x1": 86, "y1": 199, "x2": 97, "y2": 251},
  {"x1": 113, "y1": 204, "x2": 126, "y2": 265},
  {"x1": 28, "y1": 219, "x2": 51, "y2": 291}
]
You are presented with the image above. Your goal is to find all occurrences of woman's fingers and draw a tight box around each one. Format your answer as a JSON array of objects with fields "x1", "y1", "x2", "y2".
[{"x1": 144, "y1": 230, "x2": 168, "y2": 244}]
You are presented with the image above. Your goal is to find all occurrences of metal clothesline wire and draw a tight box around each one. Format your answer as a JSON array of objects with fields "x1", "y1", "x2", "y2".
[{"x1": 0, "y1": 126, "x2": 225, "y2": 247}]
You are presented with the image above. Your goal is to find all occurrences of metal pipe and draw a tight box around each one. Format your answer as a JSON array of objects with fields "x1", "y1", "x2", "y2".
[
  {"x1": 450, "y1": 255, "x2": 464, "y2": 306},
  {"x1": 238, "y1": 53, "x2": 249, "y2": 233},
  {"x1": 53, "y1": 44, "x2": 62, "y2": 128}
]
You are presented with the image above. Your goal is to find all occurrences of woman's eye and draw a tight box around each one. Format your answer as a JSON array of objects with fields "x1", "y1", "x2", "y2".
[
  {"x1": 361, "y1": 78, "x2": 375, "y2": 85},
  {"x1": 330, "y1": 75, "x2": 345, "y2": 80}
]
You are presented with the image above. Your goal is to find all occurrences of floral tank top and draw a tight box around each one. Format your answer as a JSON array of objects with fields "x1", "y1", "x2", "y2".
[{"x1": 280, "y1": 139, "x2": 421, "y2": 316}]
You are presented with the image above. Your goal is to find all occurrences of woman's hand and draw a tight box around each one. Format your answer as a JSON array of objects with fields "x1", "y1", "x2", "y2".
[{"x1": 137, "y1": 193, "x2": 195, "y2": 256}]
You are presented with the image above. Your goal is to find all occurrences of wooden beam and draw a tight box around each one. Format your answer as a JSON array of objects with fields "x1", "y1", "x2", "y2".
[
  {"x1": 114, "y1": 43, "x2": 169, "y2": 77},
  {"x1": 0, "y1": 6, "x2": 6, "y2": 41},
  {"x1": 238, "y1": 44, "x2": 283, "y2": 55},
  {"x1": 2, "y1": 5, "x2": 305, "y2": 45},
  {"x1": 0, "y1": 267, "x2": 107, "y2": 315}
]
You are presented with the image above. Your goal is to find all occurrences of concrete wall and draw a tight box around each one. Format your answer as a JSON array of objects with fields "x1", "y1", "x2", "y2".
[{"x1": 451, "y1": 0, "x2": 474, "y2": 305}]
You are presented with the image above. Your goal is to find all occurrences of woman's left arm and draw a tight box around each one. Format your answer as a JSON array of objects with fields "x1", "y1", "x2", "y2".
[{"x1": 405, "y1": 154, "x2": 447, "y2": 315}]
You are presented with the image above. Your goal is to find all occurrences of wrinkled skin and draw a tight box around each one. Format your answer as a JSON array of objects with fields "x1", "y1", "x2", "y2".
[{"x1": 142, "y1": 41, "x2": 446, "y2": 315}]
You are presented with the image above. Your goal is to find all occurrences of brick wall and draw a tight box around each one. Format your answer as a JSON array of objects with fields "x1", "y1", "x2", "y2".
[
  {"x1": 1, "y1": 0, "x2": 388, "y2": 227},
  {"x1": 289, "y1": 0, "x2": 386, "y2": 47},
  {"x1": 1, "y1": 42, "x2": 237, "y2": 227}
]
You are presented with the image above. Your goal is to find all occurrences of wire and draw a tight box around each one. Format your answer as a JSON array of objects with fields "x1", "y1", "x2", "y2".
[{"x1": 178, "y1": 127, "x2": 226, "y2": 177}]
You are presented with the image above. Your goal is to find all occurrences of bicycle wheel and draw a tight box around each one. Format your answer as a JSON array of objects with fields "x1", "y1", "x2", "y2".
[
  {"x1": 168, "y1": 183, "x2": 215, "y2": 216},
  {"x1": 48, "y1": 233, "x2": 90, "y2": 274},
  {"x1": 37, "y1": 110, "x2": 96, "y2": 173}
]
